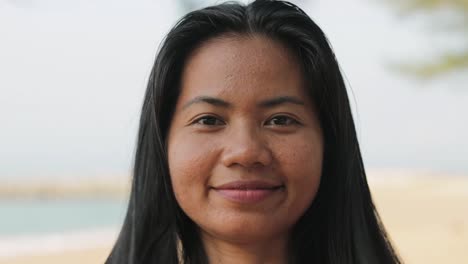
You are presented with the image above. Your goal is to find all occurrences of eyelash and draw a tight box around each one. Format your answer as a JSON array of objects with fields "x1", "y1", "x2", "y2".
[
  {"x1": 192, "y1": 115, "x2": 225, "y2": 126},
  {"x1": 191, "y1": 115, "x2": 300, "y2": 127}
]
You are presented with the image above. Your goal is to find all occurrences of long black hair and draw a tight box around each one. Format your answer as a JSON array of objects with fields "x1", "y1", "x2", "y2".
[{"x1": 106, "y1": 1, "x2": 402, "y2": 263}]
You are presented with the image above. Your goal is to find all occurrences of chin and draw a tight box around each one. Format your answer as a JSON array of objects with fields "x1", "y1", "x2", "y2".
[{"x1": 198, "y1": 216, "x2": 292, "y2": 243}]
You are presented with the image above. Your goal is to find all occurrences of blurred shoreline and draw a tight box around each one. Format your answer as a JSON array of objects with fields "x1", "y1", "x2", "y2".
[
  {"x1": 1, "y1": 168, "x2": 467, "y2": 199},
  {"x1": 0, "y1": 169, "x2": 467, "y2": 263},
  {"x1": 0, "y1": 177, "x2": 130, "y2": 199},
  {"x1": 0, "y1": 227, "x2": 118, "y2": 259}
]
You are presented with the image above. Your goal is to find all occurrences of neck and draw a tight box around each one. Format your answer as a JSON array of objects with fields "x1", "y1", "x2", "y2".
[{"x1": 201, "y1": 232, "x2": 290, "y2": 264}]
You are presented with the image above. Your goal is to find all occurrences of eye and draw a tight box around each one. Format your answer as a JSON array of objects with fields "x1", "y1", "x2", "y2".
[
  {"x1": 192, "y1": 115, "x2": 225, "y2": 126},
  {"x1": 265, "y1": 115, "x2": 300, "y2": 126}
]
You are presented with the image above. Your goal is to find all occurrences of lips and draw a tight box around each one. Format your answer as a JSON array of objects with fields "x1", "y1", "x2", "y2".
[
  {"x1": 212, "y1": 180, "x2": 284, "y2": 203},
  {"x1": 213, "y1": 180, "x2": 284, "y2": 190}
]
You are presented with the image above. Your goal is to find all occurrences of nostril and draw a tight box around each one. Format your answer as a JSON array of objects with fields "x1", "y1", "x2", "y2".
[{"x1": 221, "y1": 146, "x2": 273, "y2": 169}]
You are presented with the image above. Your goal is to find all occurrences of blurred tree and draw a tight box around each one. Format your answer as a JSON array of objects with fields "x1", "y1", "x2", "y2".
[{"x1": 386, "y1": 0, "x2": 468, "y2": 78}]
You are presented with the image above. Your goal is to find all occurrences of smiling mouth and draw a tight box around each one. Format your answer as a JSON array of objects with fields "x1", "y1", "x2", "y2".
[
  {"x1": 212, "y1": 180, "x2": 284, "y2": 203},
  {"x1": 213, "y1": 180, "x2": 284, "y2": 190}
]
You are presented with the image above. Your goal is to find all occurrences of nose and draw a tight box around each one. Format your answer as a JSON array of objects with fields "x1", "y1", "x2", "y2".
[{"x1": 220, "y1": 125, "x2": 273, "y2": 169}]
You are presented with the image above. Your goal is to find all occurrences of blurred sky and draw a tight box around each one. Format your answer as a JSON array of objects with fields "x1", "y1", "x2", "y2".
[{"x1": 0, "y1": 0, "x2": 467, "y2": 181}]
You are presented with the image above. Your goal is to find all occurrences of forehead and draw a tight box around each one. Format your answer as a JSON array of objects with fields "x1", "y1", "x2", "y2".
[{"x1": 177, "y1": 34, "x2": 308, "y2": 108}]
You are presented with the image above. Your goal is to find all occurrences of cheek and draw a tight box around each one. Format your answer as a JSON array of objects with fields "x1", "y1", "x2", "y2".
[
  {"x1": 167, "y1": 134, "x2": 218, "y2": 206},
  {"x1": 273, "y1": 131, "x2": 323, "y2": 206},
  {"x1": 274, "y1": 130, "x2": 323, "y2": 173}
]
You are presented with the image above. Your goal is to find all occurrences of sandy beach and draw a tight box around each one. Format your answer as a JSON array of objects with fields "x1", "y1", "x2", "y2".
[
  {"x1": 368, "y1": 170, "x2": 468, "y2": 263},
  {"x1": 1, "y1": 170, "x2": 467, "y2": 264},
  {"x1": 0, "y1": 246, "x2": 111, "y2": 264}
]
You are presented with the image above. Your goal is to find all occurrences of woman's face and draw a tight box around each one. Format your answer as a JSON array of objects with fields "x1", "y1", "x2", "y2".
[{"x1": 167, "y1": 35, "x2": 323, "y2": 243}]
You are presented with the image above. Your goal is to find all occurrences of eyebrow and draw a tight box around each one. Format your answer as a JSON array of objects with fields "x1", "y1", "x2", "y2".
[{"x1": 181, "y1": 95, "x2": 305, "y2": 110}]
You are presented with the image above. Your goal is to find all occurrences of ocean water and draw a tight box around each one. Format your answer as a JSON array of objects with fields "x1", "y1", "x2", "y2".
[
  {"x1": 0, "y1": 197, "x2": 128, "y2": 258},
  {"x1": 0, "y1": 198, "x2": 128, "y2": 237}
]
